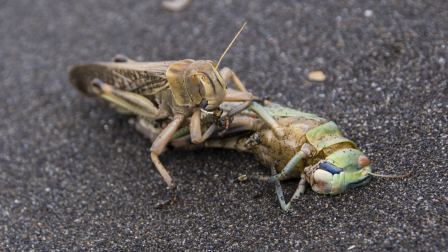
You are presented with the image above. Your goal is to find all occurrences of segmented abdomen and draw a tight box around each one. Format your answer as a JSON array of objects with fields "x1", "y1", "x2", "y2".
[{"x1": 241, "y1": 116, "x2": 327, "y2": 179}]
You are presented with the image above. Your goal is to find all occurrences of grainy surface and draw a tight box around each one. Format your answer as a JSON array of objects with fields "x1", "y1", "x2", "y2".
[{"x1": 1, "y1": 0, "x2": 447, "y2": 251}]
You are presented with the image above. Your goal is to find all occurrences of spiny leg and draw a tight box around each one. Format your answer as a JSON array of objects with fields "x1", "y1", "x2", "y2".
[
  {"x1": 223, "y1": 92, "x2": 254, "y2": 116},
  {"x1": 170, "y1": 113, "x2": 264, "y2": 143},
  {"x1": 249, "y1": 102, "x2": 285, "y2": 137},
  {"x1": 220, "y1": 91, "x2": 253, "y2": 135},
  {"x1": 150, "y1": 114, "x2": 186, "y2": 207},
  {"x1": 228, "y1": 116, "x2": 264, "y2": 131},
  {"x1": 169, "y1": 116, "x2": 263, "y2": 151},
  {"x1": 224, "y1": 91, "x2": 284, "y2": 137},
  {"x1": 287, "y1": 174, "x2": 307, "y2": 210},
  {"x1": 271, "y1": 162, "x2": 288, "y2": 211},
  {"x1": 220, "y1": 67, "x2": 248, "y2": 92},
  {"x1": 267, "y1": 152, "x2": 305, "y2": 183},
  {"x1": 271, "y1": 163, "x2": 307, "y2": 211},
  {"x1": 190, "y1": 108, "x2": 218, "y2": 144},
  {"x1": 197, "y1": 117, "x2": 264, "y2": 148},
  {"x1": 267, "y1": 143, "x2": 317, "y2": 183},
  {"x1": 135, "y1": 117, "x2": 167, "y2": 144},
  {"x1": 218, "y1": 67, "x2": 254, "y2": 134},
  {"x1": 170, "y1": 114, "x2": 216, "y2": 141}
]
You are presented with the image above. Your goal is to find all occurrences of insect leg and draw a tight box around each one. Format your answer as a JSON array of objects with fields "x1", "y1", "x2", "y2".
[
  {"x1": 219, "y1": 91, "x2": 253, "y2": 135},
  {"x1": 288, "y1": 174, "x2": 307, "y2": 204},
  {"x1": 271, "y1": 162, "x2": 307, "y2": 211},
  {"x1": 223, "y1": 92, "x2": 254, "y2": 116},
  {"x1": 217, "y1": 67, "x2": 254, "y2": 134},
  {"x1": 249, "y1": 102, "x2": 285, "y2": 137},
  {"x1": 224, "y1": 91, "x2": 284, "y2": 137},
  {"x1": 190, "y1": 108, "x2": 218, "y2": 144},
  {"x1": 90, "y1": 79, "x2": 159, "y2": 118},
  {"x1": 230, "y1": 116, "x2": 265, "y2": 131},
  {"x1": 268, "y1": 152, "x2": 306, "y2": 183},
  {"x1": 194, "y1": 117, "x2": 264, "y2": 148},
  {"x1": 271, "y1": 162, "x2": 289, "y2": 211},
  {"x1": 169, "y1": 116, "x2": 263, "y2": 151},
  {"x1": 150, "y1": 113, "x2": 186, "y2": 190},
  {"x1": 170, "y1": 114, "x2": 215, "y2": 141},
  {"x1": 219, "y1": 67, "x2": 248, "y2": 92},
  {"x1": 135, "y1": 117, "x2": 166, "y2": 144},
  {"x1": 268, "y1": 143, "x2": 317, "y2": 183}
]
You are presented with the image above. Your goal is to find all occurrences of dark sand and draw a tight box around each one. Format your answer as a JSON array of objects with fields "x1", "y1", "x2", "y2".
[{"x1": 1, "y1": 0, "x2": 447, "y2": 250}]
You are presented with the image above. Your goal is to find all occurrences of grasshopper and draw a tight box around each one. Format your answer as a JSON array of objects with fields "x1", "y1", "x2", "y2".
[
  {"x1": 148, "y1": 89, "x2": 413, "y2": 211},
  {"x1": 69, "y1": 23, "x2": 284, "y2": 205}
]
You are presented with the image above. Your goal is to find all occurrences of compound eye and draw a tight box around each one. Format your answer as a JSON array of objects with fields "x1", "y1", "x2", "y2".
[
  {"x1": 206, "y1": 60, "x2": 217, "y2": 68},
  {"x1": 318, "y1": 162, "x2": 342, "y2": 175},
  {"x1": 189, "y1": 70, "x2": 201, "y2": 85}
]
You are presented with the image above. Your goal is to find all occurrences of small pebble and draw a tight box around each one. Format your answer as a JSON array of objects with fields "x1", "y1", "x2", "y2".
[
  {"x1": 237, "y1": 175, "x2": 248, "y2": 182},
  {"x1": 162, "y1": 0, "x2": 192, "y2": 12},
  {"x1": 364, "y1": 10, "x2": 373, "y2": 17},
  {"x1": 308, "y1": 71, "x2": 326, "y2": 81}
]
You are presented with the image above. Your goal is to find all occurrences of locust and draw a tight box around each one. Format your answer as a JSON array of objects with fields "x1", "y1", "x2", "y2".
[
  {"x1": 69, "y1": 23, "x2": 284, "y2": 205},
  {"x1": 141, "y1": 89, "x2": 412, "y2": 211}
]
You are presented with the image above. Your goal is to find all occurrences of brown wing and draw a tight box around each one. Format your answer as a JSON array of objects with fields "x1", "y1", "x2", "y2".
[{"x1": 69, "y1": 61, "x2": 176, "y2": 97}]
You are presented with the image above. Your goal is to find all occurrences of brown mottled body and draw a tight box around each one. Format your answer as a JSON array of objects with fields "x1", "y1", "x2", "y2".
[
  {"x1": 68, "y1": 23, "x2": 292, "y2": 206},
  {"x1": 69, "y1": 54, "x2": 255, "y2": 206},
  {"x1": 70, "y1": 61, "x2": 174, "y2": 97},
  {"x1": 236, "y1": 117, "x2": 328, "y2": 179}
]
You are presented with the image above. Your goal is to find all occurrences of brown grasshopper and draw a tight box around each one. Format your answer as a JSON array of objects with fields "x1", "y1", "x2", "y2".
[{"x1": 69, "y1": 23, "x2": 270, "y2": 205}]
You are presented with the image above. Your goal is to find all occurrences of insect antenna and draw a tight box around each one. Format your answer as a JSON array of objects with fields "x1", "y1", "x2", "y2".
[
  {"x1": 215, "y1": 22, "x2": 247, "y2": 70},
  {"x1": 368, "y1": 167, "x2": 413, "y2": 178}
]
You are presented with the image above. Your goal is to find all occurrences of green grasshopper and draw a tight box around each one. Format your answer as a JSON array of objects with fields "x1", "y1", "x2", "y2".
[
  {"x1": 69, "y1": 24, "x2": 285, "y2": 205},
  {"x1": 143, "y1": 90, "x2": 412, "y2": 211}
]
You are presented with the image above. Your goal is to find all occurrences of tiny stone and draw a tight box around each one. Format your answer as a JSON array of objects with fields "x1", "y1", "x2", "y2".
[
  {"x1": 162, "y1": 0, "x2": 192, "y2": 12},
  {"x1": 308, "y1": 71, "x2": 326, "y2": 81},
  {"x1": 364, "y1": 10, "x2": 373, "y2": 17},
  {"x1": 237, "y1": 175, "x2": 248, "y2": 182}
]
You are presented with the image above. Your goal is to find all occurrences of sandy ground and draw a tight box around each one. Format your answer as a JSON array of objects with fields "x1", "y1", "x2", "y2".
[{"x1": 1, "y1": 0, "x2": 447, "y2": 250}]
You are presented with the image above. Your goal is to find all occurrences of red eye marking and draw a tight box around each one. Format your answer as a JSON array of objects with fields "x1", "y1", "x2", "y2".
[{"x1": 358, "y1": 156, "x2": 370, "y2": 167}]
